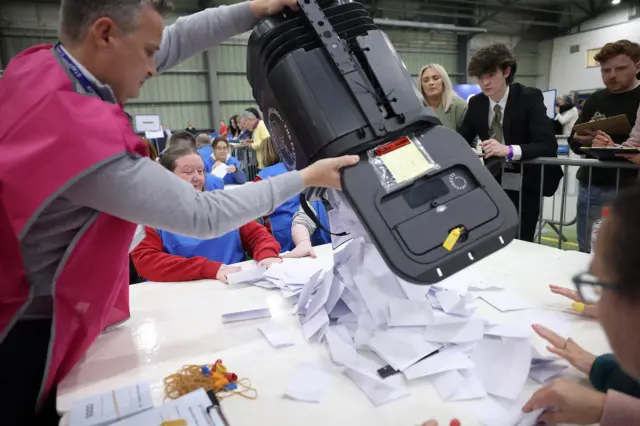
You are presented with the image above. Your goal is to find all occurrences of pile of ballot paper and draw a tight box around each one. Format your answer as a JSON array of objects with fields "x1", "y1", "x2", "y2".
[{"x1": 229, "y1": 238, "x2": 575, "y2": 426}]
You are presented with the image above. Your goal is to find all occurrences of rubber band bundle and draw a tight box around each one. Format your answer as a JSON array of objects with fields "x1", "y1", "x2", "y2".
[{"x1": 164, "y1": 360, "x2": 257, "y2": 401}]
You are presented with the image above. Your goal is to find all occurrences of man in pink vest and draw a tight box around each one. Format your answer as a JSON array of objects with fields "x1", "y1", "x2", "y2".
[{"x1": 0, "y1": 0, "x2": 358, "y2": 423}]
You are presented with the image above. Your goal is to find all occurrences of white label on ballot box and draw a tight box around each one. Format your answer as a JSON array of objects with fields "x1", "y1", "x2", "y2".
[
  {"x1": 380, "y1": 141, "x2": 433, "y2": 184},
  {"x1": 69, "y1": 381, "x2": 153, "y2": 426}
]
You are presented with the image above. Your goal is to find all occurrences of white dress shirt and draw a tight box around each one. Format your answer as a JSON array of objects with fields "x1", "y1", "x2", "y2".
[{"x1": 488, "y1": 86, "x2": 522, "y2": 161}]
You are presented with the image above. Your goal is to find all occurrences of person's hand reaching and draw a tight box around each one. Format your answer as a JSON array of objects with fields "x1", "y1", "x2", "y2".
[
  {"x1": 299, "y1": 155, "x2": 360, "y2": 190},
  {"x1": 226, "y1": 165, "x2": 237, "y2": 173},
  {"x1": 258, "y1": 257, "x2": 282, "y2": 268},
  {"x1": 216, "y1": 264, "x2": 241, "y2": 284},
  {"x1": 282, "y1": 240, "x2": 317, "y2": 259},
  {"x1": 532, "y1": 324, "x2": 596, "y2": 374},
  {"x1": 522, "y1": 379, "x2": 605, "y2": 425},
  {"x1": 549, "y1": 284, "x2": 598, "y2": 318}
]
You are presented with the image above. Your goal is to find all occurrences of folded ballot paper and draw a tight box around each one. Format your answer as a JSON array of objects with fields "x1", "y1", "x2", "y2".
[
  {"x1": 285, "y1": 236, "x2": 566, "y2": 426},
  {"x1": 218, "y1": 233, "x2": 567, "y2": 424}
]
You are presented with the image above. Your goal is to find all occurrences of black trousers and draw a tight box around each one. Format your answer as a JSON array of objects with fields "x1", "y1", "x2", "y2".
[
  {"x1": 506, "y1": 189, "x2": 540, "y2": 243},
  {"x1": 0, "y1": 320, "x2": 60, "y2": 425}
]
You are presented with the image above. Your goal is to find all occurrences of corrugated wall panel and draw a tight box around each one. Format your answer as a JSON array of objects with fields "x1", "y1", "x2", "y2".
[
  {"x1": 214, "y1": 28, "x2": 459, "y2": 118},
  {"x1": 386, "y1": 29, "x2": 461, "y2": 84},
  {"x1": 216, "y1": 40, "x2": 257, "y2": 120},
  {"x1": 513, "y1": 40, "x2": 542, "y2": 89},
  {"x1": 125, "y1": 104, "x2": 210, "y2": 132},
  {"x1": 0, "y1": 4, "x2": 214, "y2": 131},
  {"x1": 0, "y1": 35, "x2": 57, "y2": 59}
]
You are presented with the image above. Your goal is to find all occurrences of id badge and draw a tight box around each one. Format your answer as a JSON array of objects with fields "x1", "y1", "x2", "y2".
[{"x1": 501, "y1": 171, "x2": 520, "y2": 191}]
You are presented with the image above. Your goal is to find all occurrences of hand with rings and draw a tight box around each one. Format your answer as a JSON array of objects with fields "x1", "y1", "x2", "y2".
[{"x1": 532, "y1": 324, "x2": 597, "y2": 375}]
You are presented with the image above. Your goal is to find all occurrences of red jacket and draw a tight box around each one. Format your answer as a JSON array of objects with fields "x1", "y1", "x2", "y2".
[{"x1": 132, "y1": 221, "x2": 280, "y2": 282}]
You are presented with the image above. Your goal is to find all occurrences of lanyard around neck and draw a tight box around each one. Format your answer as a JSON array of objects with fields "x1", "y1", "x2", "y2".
[{"x1": 55, "y1": 43, "x2": 101, "y2": 99}]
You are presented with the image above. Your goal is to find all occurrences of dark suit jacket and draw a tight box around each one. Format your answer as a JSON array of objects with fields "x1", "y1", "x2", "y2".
[{"x1": 458, "y1": 83, "x2": 562, "y2": 196}]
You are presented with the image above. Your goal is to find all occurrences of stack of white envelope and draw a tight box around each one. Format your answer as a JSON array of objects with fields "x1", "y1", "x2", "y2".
[
  {"x1": 224, "y1": 235, "x2": 574, "y2": 425},
  {"x1": 283, "y1": 237, "x2": 572, "y2": 426}
]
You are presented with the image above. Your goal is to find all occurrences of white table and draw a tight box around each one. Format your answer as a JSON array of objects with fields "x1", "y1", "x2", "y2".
[{"x1": 58, "y1": 241, "x2": 609, "y2": 426}]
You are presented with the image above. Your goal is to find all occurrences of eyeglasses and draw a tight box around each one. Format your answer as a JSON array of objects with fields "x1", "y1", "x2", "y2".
[{"x1": 572, "y1": 272, "x2": 616, "y2": 303}]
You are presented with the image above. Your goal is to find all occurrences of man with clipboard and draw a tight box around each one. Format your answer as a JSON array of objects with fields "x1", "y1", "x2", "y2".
[{"x1": 569, "y1": 40, "x2": 640, "y2": 253}]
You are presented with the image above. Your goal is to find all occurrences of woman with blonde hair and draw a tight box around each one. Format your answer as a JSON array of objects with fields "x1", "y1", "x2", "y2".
[{"x1": 418, "y1": 63, "x2": 468, "y2": 131}]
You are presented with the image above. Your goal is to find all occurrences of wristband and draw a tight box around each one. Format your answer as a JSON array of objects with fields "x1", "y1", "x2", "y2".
[{"x1": 507, "y1": 145, "x2": 514, "y2": 160}]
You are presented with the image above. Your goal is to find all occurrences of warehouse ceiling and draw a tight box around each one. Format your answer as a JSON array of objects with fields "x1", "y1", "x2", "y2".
[
  {"x1": 0, "y1": 0, "x2": 629, "y2": 39},
  {"x1": 199, "y1": 0, "x2": 629, "y2": 38},
  {"x1": 359, "y1": 0, "x2": 627, "y2": 38}
]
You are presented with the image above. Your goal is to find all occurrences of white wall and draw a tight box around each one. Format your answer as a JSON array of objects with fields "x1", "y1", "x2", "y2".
[{"x1": 549, "y1": 5, "x2": 638, "y2": 96}]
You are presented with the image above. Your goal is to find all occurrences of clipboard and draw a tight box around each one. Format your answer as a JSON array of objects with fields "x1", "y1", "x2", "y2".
[
  {"x1": 580, "y1": 146, "x2": 640, "y2": 160},
  {"x1": 572, "y1": 114, "x2": 631, "y2": 136}
]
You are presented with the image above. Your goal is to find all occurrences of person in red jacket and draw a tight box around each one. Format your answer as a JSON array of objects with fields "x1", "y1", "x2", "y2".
[{"x1": 132, "y1": 146, "x2": 282, "y2": 283}]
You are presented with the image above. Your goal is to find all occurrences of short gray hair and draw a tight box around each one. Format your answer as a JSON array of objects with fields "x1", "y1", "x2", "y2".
[
  {"x1": 196, "y1": 133, "x2": 211, "y2": 146},
  {"x1": 239, "y1": 110, "x2": 257, "y2": 121},
  {"x1": 60, "y1": 0, "x2": 171, "y2": 43}
]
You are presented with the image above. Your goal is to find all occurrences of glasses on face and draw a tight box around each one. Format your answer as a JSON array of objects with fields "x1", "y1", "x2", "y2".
[
  {"x1": 214, "y1": 146, "x2": 229, "y2": 151},
  {"x1": 572, "y1": 272, "x2": 616, "y2": 303}
]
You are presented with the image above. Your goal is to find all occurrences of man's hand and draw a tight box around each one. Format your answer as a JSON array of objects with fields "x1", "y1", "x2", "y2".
[
  {"x1": 216, "y1": 264, "x2": 241, "y2": 283},
  {"x1": 227, "y1": 165, "x2": 237, "y2": 173},
  {"x1": 250, "y1": 0, "x2": 299, "y2": 17},
  {"x1": 299, "y1": 155, "x2": 360, "y2": 189},
  {"x1": 532, "y1": 324, "x2": 596, "y2": 374},
  {"x1": 282, "y1": 240, "x2": 317, "y2": 259},
  {"x1": 258, "y1": 257, "x2": 282, "y2": 268},
  {"x1": 593, "y1": 130, "x2": 616, "y2": 147},
  {"x1": 572, "y1": 131, "x2": 596, "y2": 145},
  {"x1": 549, "y1": 284, "x2": 598, "y2": 318},
  {"x1": 479, "y1": 139, "x2": 510, "y2": 159},
  {"x1": 522, "y1": 379, "x2": 605, "y2": 425}
]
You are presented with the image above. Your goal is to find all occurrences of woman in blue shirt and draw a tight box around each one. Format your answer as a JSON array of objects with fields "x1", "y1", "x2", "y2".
[
  {"x1": 212, "y1": 136, "x2": 247, "y2": 185},
  {"x1": 254, "y1": 137, "x2": 330, "y2": 252}
]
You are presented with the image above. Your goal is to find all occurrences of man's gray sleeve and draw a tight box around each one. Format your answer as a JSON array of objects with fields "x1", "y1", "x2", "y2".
[
  {"x1": 64, "y1": 155, "x2": 304, "y2": 239},
  {"x1": 155, "y1": 2, "x2": 257, "y2": 72},
  {"x1": 292, "y1": 204, "x2": 318, "y2": 236}
]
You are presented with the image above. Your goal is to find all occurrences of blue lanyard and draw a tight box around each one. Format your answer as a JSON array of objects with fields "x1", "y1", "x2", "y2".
[{"x1": 55, "y1": 43, "x2": 100, "y2": 98}]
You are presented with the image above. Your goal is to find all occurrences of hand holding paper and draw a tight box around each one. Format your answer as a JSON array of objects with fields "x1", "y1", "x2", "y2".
[{"x1": 522, "y1": 378, "x2": 605, "y2": 425}]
